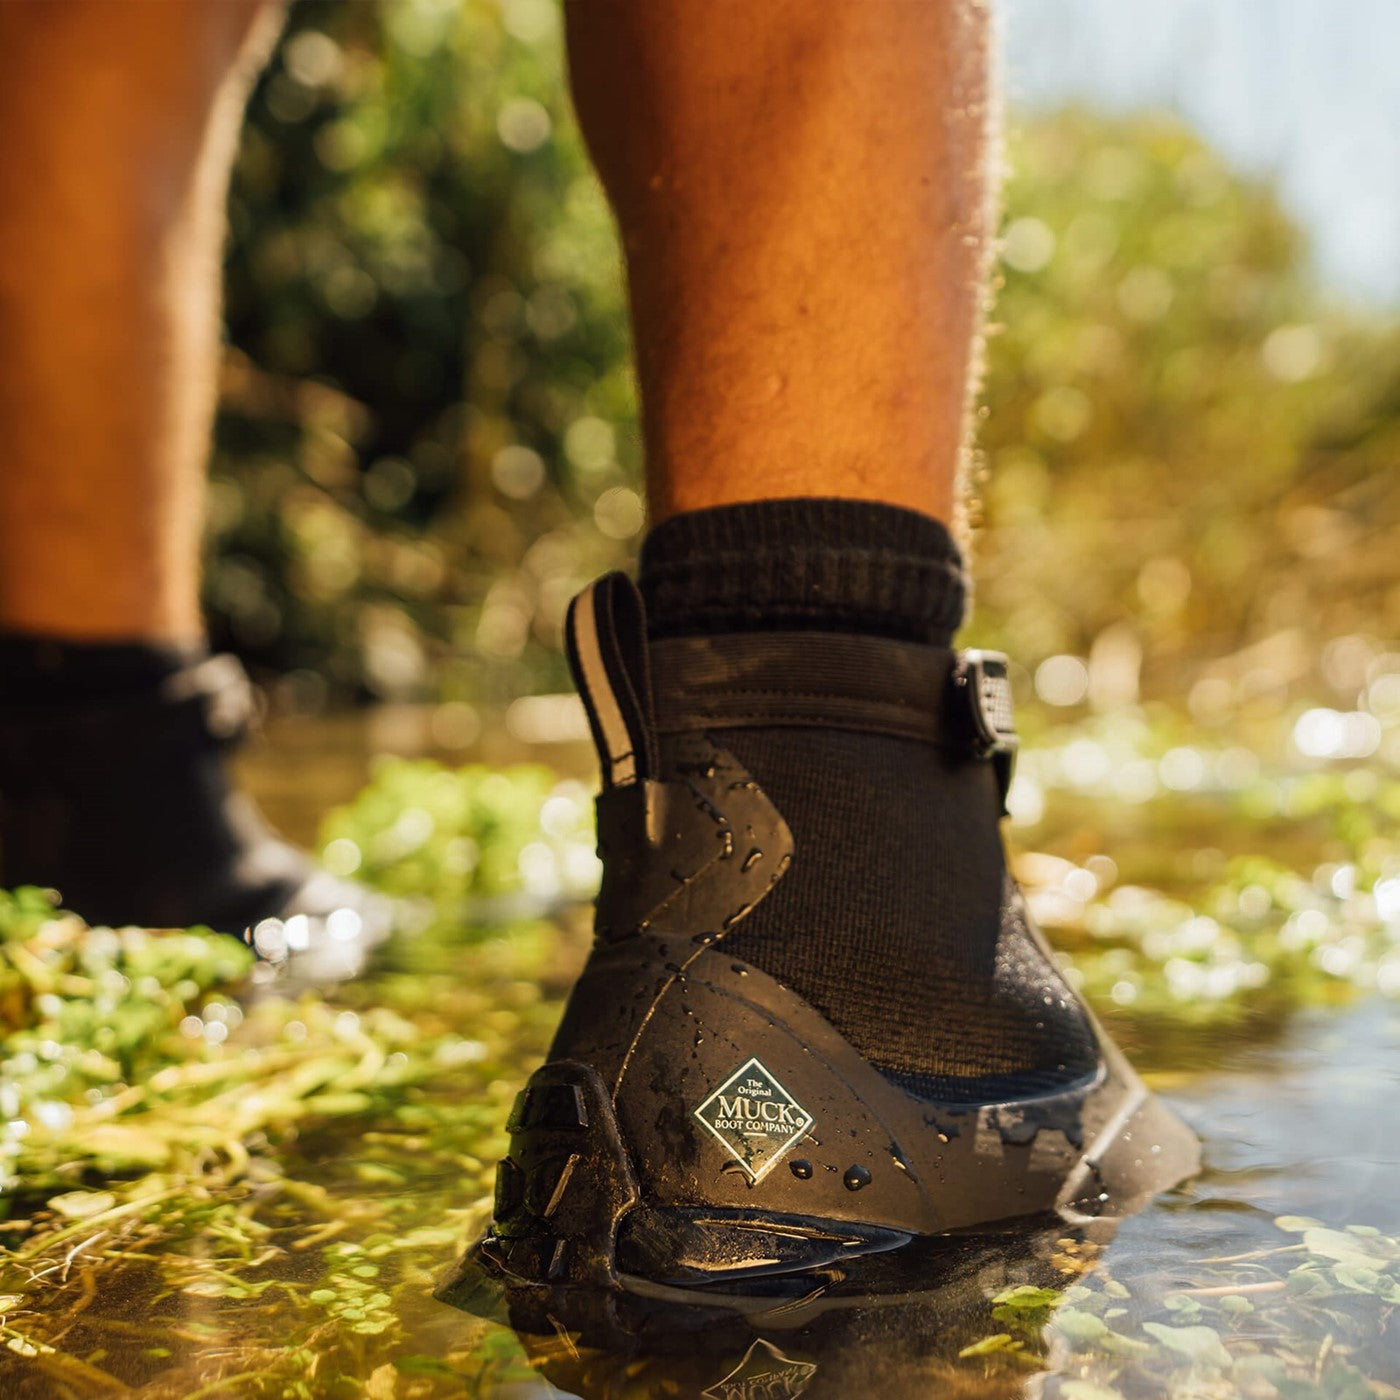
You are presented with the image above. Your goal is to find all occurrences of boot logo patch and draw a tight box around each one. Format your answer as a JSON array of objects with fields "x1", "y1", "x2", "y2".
[
  {"x1": 694, "y1": 1057, "x2": 814, "y2": 1183},
  {"x1": 702, "y1": 1338, "x2": 817, "y2": 1400}
]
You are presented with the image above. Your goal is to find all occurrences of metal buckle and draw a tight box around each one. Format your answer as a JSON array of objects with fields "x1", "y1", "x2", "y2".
[
  {"x1": 951, "y1": 650, "x2": 1017, "y2": 813},
  {"x1": 953, "y1": 650, "x2": 1018, "y2": 758}
]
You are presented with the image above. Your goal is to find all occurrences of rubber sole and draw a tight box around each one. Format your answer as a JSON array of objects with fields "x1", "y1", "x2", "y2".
[
  {"x1": 437, "y1": 1043, "x2": 1198, "y2": 1346},
  {"x1": 439, "y1": 1212, "x2": 1126, "y2": 1399}
]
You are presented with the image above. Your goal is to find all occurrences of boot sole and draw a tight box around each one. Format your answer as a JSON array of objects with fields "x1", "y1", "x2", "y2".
[{"x1": 438, "y1": 1026, "x2": 1198, "y2": 1334}]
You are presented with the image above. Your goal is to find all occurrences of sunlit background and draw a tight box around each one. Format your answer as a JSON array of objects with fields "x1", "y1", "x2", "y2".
[
  {"x1": 198, "y1": 0, "x2": 1400, "y2": 901},
  {"x1": 208, "y1": 0, "x2": 1400, "y2": 940},
  {"x1": 1004, "y1": 0, "x2": 1400, "y2": 303},
  {"x1": 212, "y1": 0, "x2": 1400, "y2": 743},
  {"x1": 8, "y1": 6, "x2": 1400, "y2": 1393}
]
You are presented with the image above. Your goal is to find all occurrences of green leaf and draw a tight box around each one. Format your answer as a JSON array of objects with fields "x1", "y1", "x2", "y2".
[
  {"x1": 1141, "y1": 1322, "x2": 1231, "y2": 1368},
  {"x1": 1053, "y1": 1309, "x2": 1111, "y2": 1347},
  {"x1": 991, "y1": 1283, "x2": 1063, "y2": 1313},
  {"x1": 1287, "y1": 1264, "x2": 1344, "y2": 1297},
  {"x1": 1331, "y1": 1264, "x2": 1383, "y2": 1293},
  {"x1": 1276, "y1": 1215, "x2": 1324, "y2": 1232},
  {"x1": 1164, "y1": 1293, "x2": 1205, "y2": 1320},
  {"x1": 47, "y1": 1190, "x2": 117, "y2": 1220},
  {"x1": 990, "y1": 1282, "x2": 1063, "y2": 1335},
  {"x1": 1304, "y1": 1227, "x2": 1389, "y2": 1268},
  {"x1": 1218, "y1": 1294, "x2": 1255, "y2": 1314},
  {"x1": 958, "y1": 1333, "x2": 1023, "y2": 1358}
]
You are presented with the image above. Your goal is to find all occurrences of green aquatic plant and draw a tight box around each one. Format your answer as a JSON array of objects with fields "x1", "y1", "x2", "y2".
[
  {"x1": 0, "y1": 764, "x2": 579, "y2": 1392},
  {"x1": 4, "y1": 744, "x2": 1400, "y2": 1394},
  {"x1": 993, "y1": 708, "x2": 1400, "y2": 1071},
  {"x1": 1025, "y1": 1217, "x2": 1400, "y2": 1398},
  {"x1": 950, "y1": 1217, "x2": 1400, "y2": 1396},
  {"x1": 0, "y1": 896, "x2": 561, "y2": 1393},
  {"x1": 316, "y1": 757, "x2": 597, "y2": 909}
]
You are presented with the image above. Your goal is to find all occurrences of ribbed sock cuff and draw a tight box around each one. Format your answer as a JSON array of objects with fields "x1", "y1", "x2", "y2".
[
  {"x1": 639, "y1": 498, "x2": 967, "y2": 646},
  {"x1": 0, "y1": 634, "x2": 206, "y2": 706}
]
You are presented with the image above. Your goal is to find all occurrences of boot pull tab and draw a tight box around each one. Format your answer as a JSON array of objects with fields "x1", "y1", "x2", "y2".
[{"x1": 565, "y1": 573, "x2": 658, "y2": 788}]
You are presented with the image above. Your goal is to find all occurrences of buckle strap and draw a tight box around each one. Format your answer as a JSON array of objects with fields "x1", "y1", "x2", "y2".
[
  {"x1": 950, "y1": 649, "x2": 1019, "y2": 808},
  {"x1": 650, "y1": 631, "x2": 1018, "y2": 804}
]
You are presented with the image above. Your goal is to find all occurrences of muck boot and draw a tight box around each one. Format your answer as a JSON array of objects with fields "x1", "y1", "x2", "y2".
[
  {"x1": 0, "y1": 651, "x2": 394, "y2": 976},
  {"x1": 500, "y1": 1214, "x2": 1107, "y2": 1393},
  {"x1": 441, "y1": 570, "x2": 1199, "y2": 1331}
]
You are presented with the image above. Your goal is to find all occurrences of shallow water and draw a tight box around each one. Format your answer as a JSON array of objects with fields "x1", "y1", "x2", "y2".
[
  {"x1": 11, "y1": 930, "x2": 1396, "y2": 1398},
  {"x1": 6, "y1": 711, "x2": 1400, "y2": 1398}
]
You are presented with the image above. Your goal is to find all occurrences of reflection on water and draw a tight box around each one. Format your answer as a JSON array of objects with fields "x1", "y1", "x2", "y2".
[
  {"x1": 447, "y1": 1217, "x2": 1105, "y2": 1399},
  {"x1": 435, "y1": 1002, "x2": 1400, "y2": 1400}
]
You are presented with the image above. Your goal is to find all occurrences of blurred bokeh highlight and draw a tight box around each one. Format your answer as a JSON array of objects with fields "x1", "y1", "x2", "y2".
[{"x1": 211, "y1": 0, "x2": 1400, "y2": 758}]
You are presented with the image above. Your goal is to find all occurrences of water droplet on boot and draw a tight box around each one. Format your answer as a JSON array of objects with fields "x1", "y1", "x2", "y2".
[{"x1": 843, "y1": 1165, "x2": 872, "y2": 1192}]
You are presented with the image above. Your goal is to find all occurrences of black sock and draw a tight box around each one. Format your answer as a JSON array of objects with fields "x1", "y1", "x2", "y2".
[
  {"x1": 640, "y1": 497, "x2": 967, "y2": 645},
  {"x1": 639, "y1": 498, "x2": 1095, "y2": 1100},
  {"x1": 0, "y1": 635, "x2": 306, "y2": 930}
]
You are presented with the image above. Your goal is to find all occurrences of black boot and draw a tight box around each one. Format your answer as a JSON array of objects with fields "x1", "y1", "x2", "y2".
[
  {"x1": 443, "y1": 572, "x2": 1198, "y2": 1323},
  {"x1": 0, "y1": 651, "x2": 394, "y2": 975}
]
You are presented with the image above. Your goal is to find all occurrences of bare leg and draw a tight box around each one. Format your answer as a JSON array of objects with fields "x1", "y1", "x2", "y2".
[
  {"x1": 474, "y1": 5, "x2": 1199, "y2": 1294},
  {"x1": 565, "y1": 0, "x2": 995, "y2": 527},
  {"x1": 0, "y1": 0, "x2": 285, "y2": 643},
  {"x1": 0, "y1": 1, "x2": 385, "y2": 944}
]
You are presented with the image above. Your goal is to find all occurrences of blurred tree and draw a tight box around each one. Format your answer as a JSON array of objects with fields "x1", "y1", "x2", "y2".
[
  {"x1": 975, "y1": 110, "x2": 1400, "y2": 715},
  {"x1": 209, "y1": 3, "x2": 1400, "y2": 715},
  {"x1": 213, "y1": 0, "x2": 637, "y2": 708}
]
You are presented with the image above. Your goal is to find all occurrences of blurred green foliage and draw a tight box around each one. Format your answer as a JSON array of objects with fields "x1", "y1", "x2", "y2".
[
  {"x1": 976, "y1": 113, "x2": 1400, "y2": 700},
  {"x1": 214, "y1": 0, "x2": 635, "y2": 708},
  {"x1": 210, "y1": 0, "x2": 1400, "y2": 712}
]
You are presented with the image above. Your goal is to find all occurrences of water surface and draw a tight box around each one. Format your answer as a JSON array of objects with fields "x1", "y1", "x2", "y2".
[{"x1": 5, "y1": 711, "x2": 1399, "y2": 1398}]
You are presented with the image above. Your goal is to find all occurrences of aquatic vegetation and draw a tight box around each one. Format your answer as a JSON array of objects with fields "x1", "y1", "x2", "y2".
[
  {"x1": 997, "y1": 709, "x2": 1400, "y2": 1070},
  {"x1": 0, "y1": 764, "x2": 581, "y2": 1393},
  {"x1": 317, "y1": 758, "x2": 598, "y2": 910},
  {"x1": 3, "y1": 738, "x2": 1400, "y2": 1394},
  {"x1": 0, "y1": 890, "x2": 562, "y2": 1394},
  {"x1": 1026, "y1": 1216, "x2": 1400, "y2": 1398}
]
